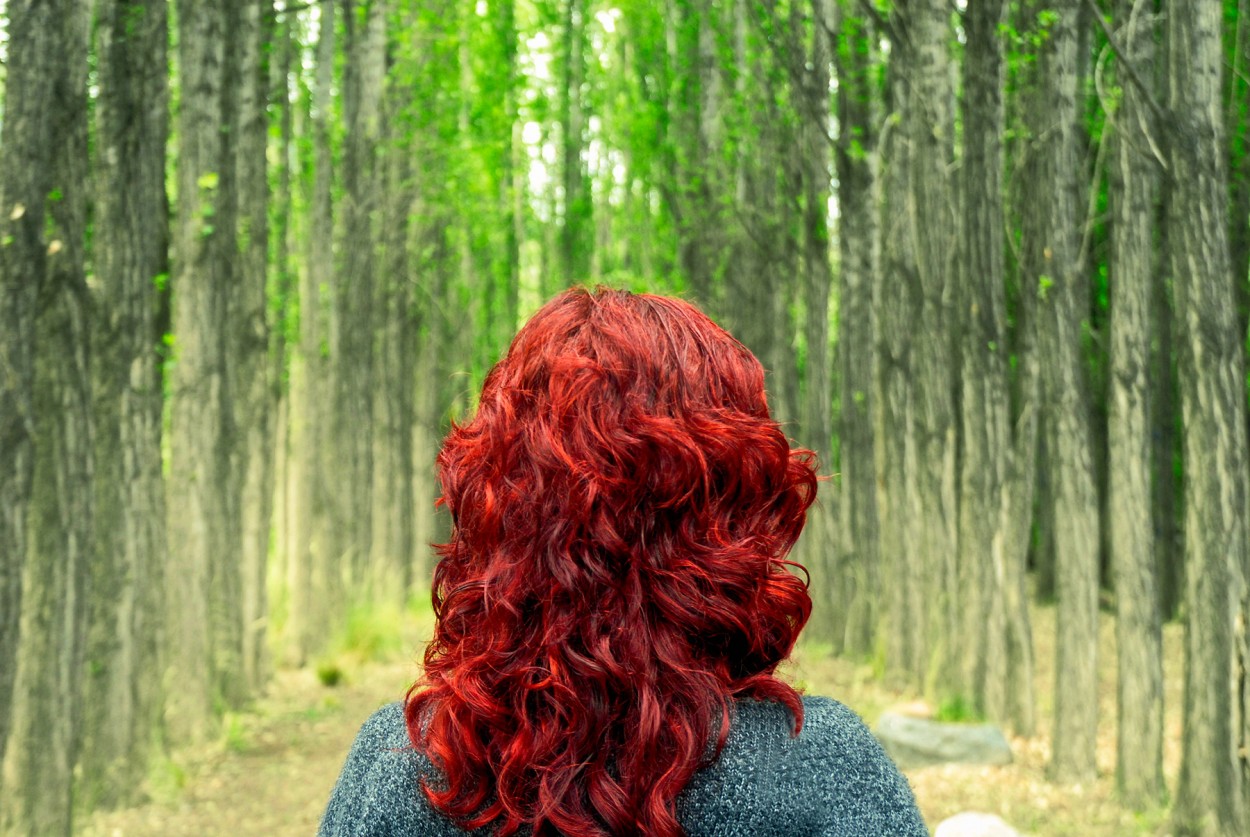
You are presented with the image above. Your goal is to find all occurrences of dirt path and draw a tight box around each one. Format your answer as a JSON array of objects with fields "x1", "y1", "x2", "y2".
[{"x1": 79, "y1": 660, "x2": 421, "y2": 837}]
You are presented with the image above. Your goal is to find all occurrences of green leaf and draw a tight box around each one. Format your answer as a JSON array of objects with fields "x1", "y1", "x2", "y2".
[{"x1": 197, "y1": 171, "x2": 220, "y2": 191}]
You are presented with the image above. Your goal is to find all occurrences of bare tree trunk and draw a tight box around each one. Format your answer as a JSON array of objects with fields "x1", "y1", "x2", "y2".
[
  {"x1": 833, "y1": 0, "x2": 881, "y2": 659},
  {"x1": 876, "y1": 60, "x2": 923, "y2": 676},
  {"x1": 959, "y1": 0, "x2": 1033, "y2": 732},
  {"x1": 1036, "y1": 0, "x2": 1100, "y2": 782},
  {"x1": 79, "y1": 0, "x2": 170, "y2": 809},
  {"x1": 0, "y1": 2, "x2": 92, "y2": 831},
  {"x1": 1106, "y1": 0, "x2": 1164, "y2": 808},
  {"x1": 1169, "y1": 1, "x2": 1250, "y2": 832},
  {"x1": 794, "y1": 0, "x2": 836, "y2": 644},
  {"x1": 333, "y1": 0, "x2": 386, "y2": 594},
  {"x1": 895, "y1": 0, "x2": 960, "y2": 690},
  {"x1": 561, "y1": 0, "x2": 592, "y2": 284},
  {"x1": 166, "y1": 0, "x2": 241, "y2": 740},
  {"x1": 289, "y1": 0, "x2": 337, "y2": 665},
  {"x1": 0, "y1": 0, "x2": 59, "y2": 766},
  {"x1": 234, "y1": 0, "x2": 275, "y2": 697},
  {"x1": 369, "y1": 78, "x2": 417, "y2": 607}
]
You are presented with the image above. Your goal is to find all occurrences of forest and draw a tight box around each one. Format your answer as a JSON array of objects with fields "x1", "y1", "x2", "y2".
[{"x1": 0, "y1": 0, "x2": 1248, "y2": 834}]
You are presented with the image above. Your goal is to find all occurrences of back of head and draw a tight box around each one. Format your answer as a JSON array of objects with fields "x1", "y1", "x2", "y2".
[{"x1": 406, "y1": 287, "x2": 818, "y2": 836}]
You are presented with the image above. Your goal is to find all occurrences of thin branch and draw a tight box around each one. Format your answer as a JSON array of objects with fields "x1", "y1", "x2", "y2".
[
  {"x1": 1081, "y1": 0, "x2": 1167, "y2": 126},
  {"x1": 855, "y1": 0, "x2": 902, "y2": 48}
]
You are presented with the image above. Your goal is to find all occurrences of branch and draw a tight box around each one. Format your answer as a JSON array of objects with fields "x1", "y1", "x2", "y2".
[
  {"x1": 855, "y1": 0, "x2": 902, "y2": 48},
  {"x1": 1081, "y1": 0, "x2": 1167, "y2": 126}
]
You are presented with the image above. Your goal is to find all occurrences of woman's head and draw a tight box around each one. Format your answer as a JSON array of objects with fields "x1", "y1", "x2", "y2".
[{"x1": 407, "y1": 287, "x2": 818, "y2": 836}]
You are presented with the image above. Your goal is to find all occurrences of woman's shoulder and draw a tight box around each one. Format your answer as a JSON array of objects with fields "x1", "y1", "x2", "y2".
[
  {"x1": 679, "y1": 695, "x2": 928, "y2": 836},
  {"x1": 317, "y1": 702, "x2": 461, "y2": 837}
]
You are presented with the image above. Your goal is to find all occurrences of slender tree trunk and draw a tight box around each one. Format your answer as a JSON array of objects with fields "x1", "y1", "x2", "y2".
[
  {"x1": 1169, "y1": 1, "x2": 1250, "y2": 832},
  {"x1": 1036, "y1": 0, "x2": 1100, "y2": 782},
  {"x1": 79, "y1": 0, "x2": 170, "y2": 808},
  {"x1": 0, "y1": 0, "x2": 59, "y2": 765},
  {"x1": 876, "y1": 60, "x2": 923, "y2": 675},
  {"x1": 900, "y1": 0, "x2": 960, "y2": 690},
  {"x1": 959, "y1": 0, "x2": 1033, "y2": 731},
  {"x1": 166, "y1": 0, "x2": 240, "y2": 739},
  {"x1": 369, "y1": 80, "x2": 417, "y2": 607},
  {"x1": 0, "y1": 2, "x2": 92, "y2": 832},
  {"x1": 1107, "y1": 0, "x2": 1164, "y2": 808},
  {"x1": 334, "y1": 0, "x2": 385, "y2": 592},
  {"x1": 561, "y1": 0, "x2": 592, "y2": 284},
  {"x1": 833, "y1": 0, "x2": 881, "y2": 659},
  {"x1": 795, "y1": 0, "x2": 836, "y2": 643},
  {"x1": 234, "y1": 0, "x2": 275, "y2": 697},
  {"x1": 289, "y1": 0, "x2": 337, "y2": 665}
]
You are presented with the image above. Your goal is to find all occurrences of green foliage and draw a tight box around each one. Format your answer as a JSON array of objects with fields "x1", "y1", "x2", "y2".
[
  {"x1": 934, "y1": 694, "x2": 984, "y2": 724},
  {"x1": 315, "y1": 661, "x2": 345, "y2": 687}
]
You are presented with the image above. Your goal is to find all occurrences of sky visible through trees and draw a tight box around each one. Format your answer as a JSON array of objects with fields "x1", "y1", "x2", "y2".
[{"x1": 2, "y1": 0, "x2": 1250, "y2": 835}]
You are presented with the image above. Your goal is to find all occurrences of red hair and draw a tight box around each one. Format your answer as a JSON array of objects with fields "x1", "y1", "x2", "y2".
[{"x1": 405, "y1": 287, "x2": 817, "y2": 836}]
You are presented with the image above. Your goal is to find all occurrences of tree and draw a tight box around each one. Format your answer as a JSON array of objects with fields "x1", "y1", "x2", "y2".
[
  {"x1": 1168, "y1": 0, "x2": 1250, "y2": 832},
  {"x1": 234, "y1": 0, "x2": 276, "y2": 695},
  {"x1": 79, "y1": 0, "x2": 171, "y2": 808},
  {"x1": 958, "y1": 0, "x2": 1034, "y2": 732},
  {"x1": 1032, "y1": 0, "x2": 1101, "y2": 781},
  {"x1": 166, "y1": 0, "x2": 242, "y2": 741},
  {"x1": 1104, "y1": 0, "x2": 1164, "y2": 808},
  {"x1": 0, "y1": 0, "x2": 93, "y2": 832},
  {"x1": 832, "y1": 0, "x2": 881, "y2": 659},
  {"x1": 0, "y1": 0, "x2": 58, "y2": 766}
]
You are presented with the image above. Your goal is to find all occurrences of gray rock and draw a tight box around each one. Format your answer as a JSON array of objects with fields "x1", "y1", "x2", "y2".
[
  {"x1": 873, "y1": 712, "x2": 1013, "y2": 768},
  {"x1": 934, "y1": 812, "x2": 1023, "y2": 837}
]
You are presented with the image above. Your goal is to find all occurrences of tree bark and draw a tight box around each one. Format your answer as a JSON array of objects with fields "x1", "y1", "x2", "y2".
[
  {"x1": 958, "y1": 0, "x2": 1034, "y2": 733},
  {"x1": 0, "y1": 0, "x2": 59, "y2": 766},
  {"x1": 0, "y1": 1, "x2": 93, "y2": 831},
  {"x1": 1036, "y1": 0, "x2": 1101, "y2": 782},
  {"x1": 233, "y1": 0, "x2": 275, "y2": 698},
  {"x1": 561, "y1": 0, "x2": 592, "y2": 284},
  {"x1": 289, "y1": 0, "x2": 337, "y2": 665},
  {"x1": 166, "y1": 0, "x2": 241, "y2": 740},
  {"x1": 1168, "y1": 1, "x2": 1250, "y2": 832},
  {"x1": 79, "y1": 0, "x2": 170, "y2": 809},
  {"x1": 1106, "y1": 0, "x2": 1164, "y2": 808},
  {"x1": 876, "y1": 46, "x2": 923, "y2": 676},
  {"x1": 834, "y1": 0, "x2": 882, "y2": 660}
]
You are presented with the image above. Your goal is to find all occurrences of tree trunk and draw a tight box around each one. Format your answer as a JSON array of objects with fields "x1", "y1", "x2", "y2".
[
  {"x1": 796, "y1": 0, "x2": 836, "y2": 644},
  {"x1": 166, "y1": 0, "x2": 241, "y2": 740},
  {"x1": 369, "y1": 81, "x2": 417, "y2": 607},
  {"x1": 1106, "y1": 0, "x2": 1164, "y2": 808},
  {"x1": 876, "y1": 51, "x2": 923, "y2": 675},
  {"x1": 233, "y1": 0, "x2": 275, "y2": 697},
  {"x1": 0, "y1": 1, "x2": 92, "y2": 832},
  {"x1": 1169, "y1": 1, "x2": 1250, "y2": 832},
  {"x1": 0, "y1": 0, "x2": 59, "y2": 765},
  {"x1": 900, "y1": 0, "x2": 960, "y2": 690},
  {"x1": 833, "y1": 0, "x2": 881, "y2": 659},
  {"x1": 1036, "y1": 0, "x2": 1100, "y2": 782},
  {"x1": 289, "y1": 0, "x2": 337, "y2": 665},
  {"x1": 79, "y1": 0, "x2": 170, "y2": 809},
  {"x1": 561, "y1": 0, "x2": 592, "y2": 283},
  {"x1": 958, "y1": 0, "x2": 1033, "y2": 732}
]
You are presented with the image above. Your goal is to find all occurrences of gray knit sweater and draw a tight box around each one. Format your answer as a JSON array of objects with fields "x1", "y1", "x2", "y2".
[{"x1": 318, "y1": 697, "x2": 927, "y2": 836}]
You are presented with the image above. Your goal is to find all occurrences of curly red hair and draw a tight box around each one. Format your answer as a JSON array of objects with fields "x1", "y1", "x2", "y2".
[{"x1": 405, "y1": 287, "x2": 817, "y2": 836}]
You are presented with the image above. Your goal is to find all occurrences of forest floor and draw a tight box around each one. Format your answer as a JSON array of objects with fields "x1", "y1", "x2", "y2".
[{"x1": 79, "y1": 604, "x2": 1181, "y2": 837}]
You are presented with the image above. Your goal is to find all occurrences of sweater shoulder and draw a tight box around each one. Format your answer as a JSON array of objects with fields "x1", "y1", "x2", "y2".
[{"x1": 679, "y1": 695, "x2": 927, "y2": 836}]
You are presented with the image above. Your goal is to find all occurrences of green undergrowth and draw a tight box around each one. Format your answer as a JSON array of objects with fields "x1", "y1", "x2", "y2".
[{"x1": 313, "y1": 595, "x2": 434, "y2": 688}]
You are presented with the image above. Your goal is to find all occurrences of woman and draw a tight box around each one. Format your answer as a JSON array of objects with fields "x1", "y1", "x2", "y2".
[{"x1": 319, "y1": 288, "x2": 926, "y2": 836}]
